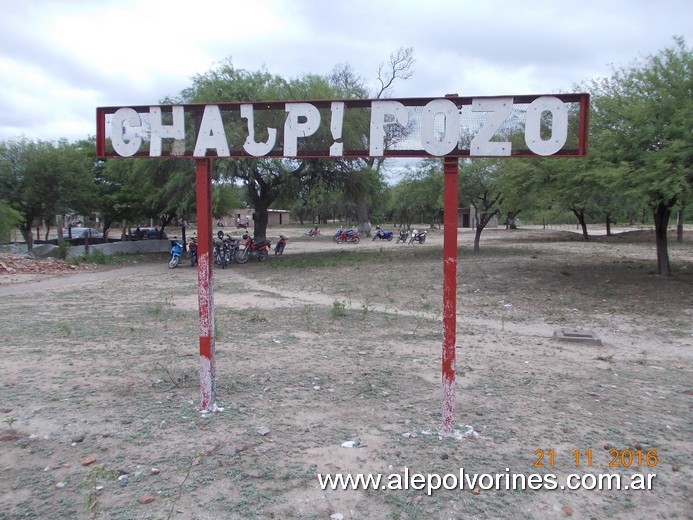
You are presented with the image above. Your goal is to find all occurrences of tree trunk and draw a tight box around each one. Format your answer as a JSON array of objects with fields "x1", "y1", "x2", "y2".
[
  {"x1": 572, "y1": 208, "x2": 589, "y2": 240},
  {"x1": 472, "y1": 211, "x2": 498, "y2": 253},
  {"x1": 473, "y1": 227, "x2": 482, "y2": 253},
  {"x1": 653, "y1": 201, "x2": 672, "y2": 277},
  {"x1": 20, "y1": 226, "x2": 34, "y2": 250},
  {"x1": 676, "y1": 205, "x2": 684, "y2": 243},
  {"x1": 626, "y1": 209, "x2": 634, "y2": 226},
  {"x1": 357, "y1": 199, "x2": 371, "y2": 236},
  {"x1": 56, "y1": 215, "x2": 64, "y2": 239},
  {"x1": 605, "y1": 212, "x2": 612, "y2": 237},
  {"x1": 253, "y1": 201, "x2": 270, "y2": 240}
]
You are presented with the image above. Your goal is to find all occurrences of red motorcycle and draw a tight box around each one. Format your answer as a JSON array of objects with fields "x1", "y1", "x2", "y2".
[
  {"x1": 187, "y1": 237, "x2": 198, "y2": 267},
  {"x1": 235, "y1": 233, "x2": 271, "y2": 263},
  {"x1": 275, "y1": 235, "x2": 287, "y2": 255},
  {"x1": 306, "y1": 226, "x2": 320, "y2": 237},
  {"x1": 333, "y1": 226, "x2": 360, "y2": 244}
]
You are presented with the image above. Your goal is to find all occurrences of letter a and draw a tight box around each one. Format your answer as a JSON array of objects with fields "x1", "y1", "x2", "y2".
[{"x1": 194, "y1": 105, "x2": 230, "y2": 157}]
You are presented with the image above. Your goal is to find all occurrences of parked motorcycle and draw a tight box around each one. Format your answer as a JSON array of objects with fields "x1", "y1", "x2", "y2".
[
  {"x1": 235, "y1": 234, "x2": 271, "y2": 263},
  {"x1": 333, "y1": 226, "x2": 360, "y2": 244},
  {"x1": 235, "y1": 219, "x2": 249, "y2": 229},
  {"x1": 306, "y1": 226, "x2": 320, "y2": 237},
  {"x1": 224, "y1": 235, "x2": 241, "y2": 263},
  {"x1": 275, "y1": 235, "x2": 288, "y2": 255},
  {"x1": 408, "y1": 229, "x2": 427, "y2": 244},
  {"x1": 187, "y1": 237, "x2": 198, "y2": 267},
  {"x1": 214, "y1": 238, "x2": 228, "y2": 268},
  {"x1": 214, "y1": 234, "x2": 231, "y2": 269},
  {"x1": 372, "y1": 227, "x2": 394, "y2": 241},
  {"x1": 168, "y1": 240, "x2": 184, "y2": 268},
  {"x1": 395, "y1": 229, "x2": 409, "y2": 244}
]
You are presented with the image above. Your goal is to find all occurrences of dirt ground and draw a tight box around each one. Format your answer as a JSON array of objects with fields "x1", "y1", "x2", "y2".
[{"x1": 0, "y1": 225, "x2": 691, "y2": 520}]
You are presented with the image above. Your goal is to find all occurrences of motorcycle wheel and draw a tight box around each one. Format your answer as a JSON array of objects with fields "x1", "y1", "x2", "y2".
[
  {"x1": 335, "y1": 237, "x2": 343, "y2": 244},
  {"x1": 257, "y1": 249, "x2": 269, "y2": 262},
  {"x1": 235, "y1": 248, "x2": 249, "y2": 264},
  {"x1": 190, "y1": 256, "x2": 197, "y2": 267},
  {"x1": 419, "y1": 236, "x2": 426, "y2": 244},
  {"x1": 387, "y1": 235, "x2": 393, "y2": 241},
  {"x1": 351, "y1": 236, "x2": 360, "y2": 244},
  {"x1": 168, "y1": 255, "x2": 180, "y2": 269}
]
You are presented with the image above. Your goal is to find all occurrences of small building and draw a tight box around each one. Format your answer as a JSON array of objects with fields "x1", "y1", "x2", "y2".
[
  {"x1": 221, "y1": 208, "x2": 291, "y2": 228},
  {"x1": 267, "y1": 209, "x2": 291, "y2": 226},
  {"x1": 457, "y1": 206, "x2": 498, "y2": 229}
]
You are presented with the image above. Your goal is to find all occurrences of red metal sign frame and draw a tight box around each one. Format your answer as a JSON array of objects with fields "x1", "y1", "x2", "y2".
[{"x1": 96, "y1": 94, "x2": 589, "y2": 160}]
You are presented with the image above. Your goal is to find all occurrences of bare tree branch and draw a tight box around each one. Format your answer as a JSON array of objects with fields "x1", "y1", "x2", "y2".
[{"x1": 376, "y1": 47, "x2": 415, "y2": 98}]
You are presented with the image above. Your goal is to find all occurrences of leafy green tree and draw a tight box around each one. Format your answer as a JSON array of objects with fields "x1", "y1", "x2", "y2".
[
  {"x1": 96, "y1": 159, "x2": 141, "y2": 238},
  {"x1": 388, "y1": 159, "x2": 443, "y2": 228},
  {"x1": 0, "y1": 200, "x2": 22, "y2": 240},
  {"x1": 587, "y1": 37, "x2": 692, "y2": 276},
  {"x1": 212, "y1": 182, "x2": 243, "y2": 223},
  {"x1": 458, "y1": 159, "x2": 504, "y2": 252},
  {"x1": 177, "y1": 60, "x2": 372, "y2": 239},
  {"x1": 0, "y1": 138, "x2": 93, "y2": 249}
]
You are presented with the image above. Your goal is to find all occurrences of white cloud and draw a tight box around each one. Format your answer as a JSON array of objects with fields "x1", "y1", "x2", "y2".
[{"x1": 0, "y1": 0, "x2": 690, "y2": 142}]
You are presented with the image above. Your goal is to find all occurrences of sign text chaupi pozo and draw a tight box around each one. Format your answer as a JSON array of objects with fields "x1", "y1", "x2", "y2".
[{"x1": 96, "y1": 94, "x2": 589, "y2": 159}]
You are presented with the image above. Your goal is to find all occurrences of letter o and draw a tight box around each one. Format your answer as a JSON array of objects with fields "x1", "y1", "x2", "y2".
[
  {"x1": 442, "y1": 473, "x2": 458, "y2": 490},
  {"x1": 581, "y1": 474, "x2": 597, "y2": 490},
  {"x1": 478, "y1": 474, "x2": 494, "y2": 490},
  {"x1": 421, "y1": 99, "x2": 459, "y2": 156},
  {"x1": 525, "y1": 96, "x2": 568, "y2": 156}
]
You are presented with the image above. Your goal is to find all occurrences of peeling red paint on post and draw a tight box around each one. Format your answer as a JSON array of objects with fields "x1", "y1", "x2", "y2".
[
  {"x1": 195, "y1": 159, "x2": 215, "y2": 410},
  {"x1": 440, "y1": 156, "x2": 458, "y2": 438}
]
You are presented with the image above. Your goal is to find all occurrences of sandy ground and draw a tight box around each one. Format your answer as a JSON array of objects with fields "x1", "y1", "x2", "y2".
[{"x1": 0, "y1": 225, "x2": 691, "y2": 519}]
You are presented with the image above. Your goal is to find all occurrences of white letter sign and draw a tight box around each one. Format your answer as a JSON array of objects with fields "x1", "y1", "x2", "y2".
[
  {"x1": 470, "y1": 97, "x2": 512, "y2": 156},
  {"x1": 369, "y1": 100, "x2": 409, "y2": 156},
  {"x1": 150, "y1": 106, "x2": 185, "y2": 157},
  {"x1": 421, "y1": 99, "x2": 460, "y2": 156},
  {"x1": 329, "y1": 101, "x2": 345, "y2": 157},
  {"x1": 98, "y1": 94, "x2": 587, "y2": 159},
  {"x1": 284, "y1": 103, "x2": 320, "y2": 157},
  {"x1": 111, "y1": 108, "x2": 143, "y2": 157},
  {"x1": 525, "y1": 96, "x2": 568, "y2": 156},
  {"x1": 194, "y1": 105, "x2": 230, "y2": 157},
  {"x1": 241, "y1": 104, "x2": 277, "y2": 157}
]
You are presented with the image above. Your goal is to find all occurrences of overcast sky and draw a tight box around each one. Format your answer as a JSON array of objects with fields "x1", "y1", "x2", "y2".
[{"x1": 0, "y1": 0, "x2": 690, "y2": 143}]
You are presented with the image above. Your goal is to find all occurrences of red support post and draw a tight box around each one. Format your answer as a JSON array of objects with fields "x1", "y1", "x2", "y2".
[
  {"x1": 440, "y1": 156, "x2": 458, "y2": 438},
  {"x1": 195, "y1": 158, "x2": 216, "y2": 410}
]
